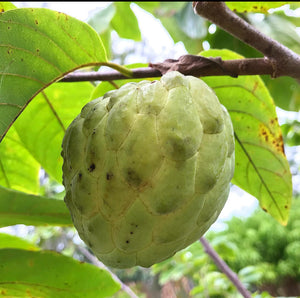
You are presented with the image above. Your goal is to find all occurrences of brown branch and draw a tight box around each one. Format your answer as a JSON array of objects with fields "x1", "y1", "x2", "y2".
[
  {"x1": 193, "y1": 1, "x2": 300, "y2": 80},
  {"x1": 60, "y1": 56, "x2": 277, "y2": 82},
  {"x1": 59, "y1": 2, "x2": 300, "y2": 83},
  {"x1": 200, "y1": 237, "x2": 252, "y2": 298},
  {"x1": 60, "y1": 67, "x2": 161, "y2": 82},
  {"x1": 149, "y1": 55, "x2": 276, "y2": 77}
]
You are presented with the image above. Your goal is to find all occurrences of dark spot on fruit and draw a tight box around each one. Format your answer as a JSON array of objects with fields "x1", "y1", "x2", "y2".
[
  {"x1": 35, "y1": 19, "x2": 38, "y2": 25},
  {"x1": 106, "y1": 172, "x2": 113, "y2": 180},
  {"x1": 126, "y1": 168, "x2": 141, "y2": 186},
  {"x1": 126, "y1": 240, "x2": 130, "y2": 244},
  {"x1": 262, "y1": 207, "x2": 268, "y2": 213},
  {"x1": 88, "y1": 163, "x2": 95, "y2": 172},
  {"x1": 78, "y1": 172, "x2": 82, "y2": 181},
  {"x1": 130, "y1": 231, "x2": 133, "y2": 235},
  {"x1": 36, "y1": 49, "x2": 40, "y2": 53},
  {"x1": 285, "y1": 205, "x2": 288, "y2": 209},
  {"x1": 7, "y1": 26, "x2": 10, "y2": 30}
]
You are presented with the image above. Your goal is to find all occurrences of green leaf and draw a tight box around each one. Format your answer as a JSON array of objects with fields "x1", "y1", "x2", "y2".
[
  {"x1": 0, "y1": 249, "x2": 121, "y2": 298},
  {"x1": 88, "y1": 3, "x2": 116, "y2": 34},
  {"x1": 0, "y1": 233, "x2": 39, "y2": 250},
  {"x1": 0, "y1": 126, "x2": 40, "y2": 194},
  {"x1": 0, "y1": 186, "x2": 72, "y2": 227},
  {"x1": 0, "y1": 8, "x2": 107, "y2": 142},
  {"x1": 13, "y1": 82, "x2": 94, "y2": 183},
  {"x1": 111, "y1": 2, "x2": 141, "y2": 41},
  {"x1": 261, "y1": 75, "x2": 300, "y2": 111},
  {"x1": 134, "y1": 2, "x2": 160, "y2": 13},
  {"x1": 248, "y1": 14, "x2": 300, "y2": 55},
  {"x1": 281, "y1": 121, "x2": 300, "y2": 146},
  {"x1": 137, "y1": 2, "x2": 204, "y2": 54},
  {"x1": 174, "y1": 2, "x2": 207, "y2": 39},
  {"x1": 225, "y1": 2, "x2": 290, "y2": 13},
  {"x1": 158, "y1": 3, "x2": 205, "y2": 54},
  {"x1": 160, "y1": 16, "x2": 204, "y2": 54},
  {"x1": 208, "y1": 27, "x2": 262, "y2": 58},
  {"x1": 0, "y1": 2, "x2": 16, "y2": 12},
  {"x1": 201, "y1": 49, "x2": 292, "y2": 225},
  {"x1": 87, "y1": 5, "x2": 115, "y2": 60}
]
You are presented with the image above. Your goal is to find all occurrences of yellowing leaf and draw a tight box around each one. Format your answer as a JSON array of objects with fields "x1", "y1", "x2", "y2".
[
  {"x1": 226, "y1": 2, "x2": 290, "y2": 13},
  {"x1": 201, "y1": 49, "x2": 292, "y2": 225}
]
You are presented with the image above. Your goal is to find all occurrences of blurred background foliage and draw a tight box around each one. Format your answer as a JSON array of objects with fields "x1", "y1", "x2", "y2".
[{"x1": 4, "y1": 1, "x2": 300, "y2": 297}]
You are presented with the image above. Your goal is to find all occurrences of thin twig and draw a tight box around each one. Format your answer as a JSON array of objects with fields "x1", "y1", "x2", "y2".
[
  {"x1": 200, "y1": 237, "x2": 252, "y2": 298},
  {"x1": 77, "y1": 246, "x2": 139, "y2": 298},
  {"x1": 60, "y1": 67, "x2": 161, "y2": 82},
  {"x1": 193, "y1": 1, "x2": 300, "y2": 80},
  {"x1": 60, "y1": 57, "x2": 278, "y2": 83}
]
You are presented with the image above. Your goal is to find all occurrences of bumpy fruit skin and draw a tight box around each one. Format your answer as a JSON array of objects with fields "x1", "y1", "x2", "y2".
[{"x1": 62, "y1": 71, "x2": 235, "y2": 268}]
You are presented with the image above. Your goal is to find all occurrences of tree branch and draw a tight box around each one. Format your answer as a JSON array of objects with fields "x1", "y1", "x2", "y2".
[
  {"x1": 59, "y1": 2, "x2": 300, "y2": 83},
  {"x1": 193, "y1": 1, "x2": 300, "y2": 80},
  {"x1": 60, "y1": 56, "x2": 276, "y2": 82},
  {"x1": 77, "y1": 246, "x2": 139, "y2": 298},
  {"x1": 200, "y1": 237, "x2": 252, "y2": 298}
]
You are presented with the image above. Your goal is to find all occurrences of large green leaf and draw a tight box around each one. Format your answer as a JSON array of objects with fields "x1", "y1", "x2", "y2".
[
  {"x1": 0, "y1": 186, "x2": 72, "y2": 227},
  {"x1": 0, "y1": 249, "x2": 120, "y2": 298},
  {"x1": 0, "y1": 8, "x2": 107, "y2": 142},
  {"x1": 201, "y1": 49, "x2": 292, "y2": 225},
  {"x1": 13, "y1": 82, "x2": 94, "y2": 183},
  {"x1": 0, "y1": 233, "x2": 39, "y2": 250},
  {"x1": 0, "y1": 126, "x2": 40, "y2": 194}
]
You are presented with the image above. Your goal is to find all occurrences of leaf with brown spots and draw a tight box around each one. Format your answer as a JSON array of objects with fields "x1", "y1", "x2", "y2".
[
  {"x1": 201, "y1": 49, "x2": 292, "y2": 225},
  {"x1": 226, "y1": 2, "x2": 291, "y2": 13},
  {"x1": 0, "y1": 2, "x2": 16, "y2": 13}
]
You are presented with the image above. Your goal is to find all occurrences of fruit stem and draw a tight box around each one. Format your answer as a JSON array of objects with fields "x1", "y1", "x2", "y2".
[{"x1": 102, "y1": 62, "x2": 134, "y2": 77}]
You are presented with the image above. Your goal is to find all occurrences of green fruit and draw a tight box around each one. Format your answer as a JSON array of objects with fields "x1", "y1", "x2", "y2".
[{"x1": 62, "y1": 71, "x2": 235, "y2": 268}]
